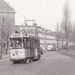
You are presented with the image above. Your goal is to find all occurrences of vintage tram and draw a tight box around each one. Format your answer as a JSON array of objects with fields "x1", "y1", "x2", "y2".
[{"x1": 9, "y1": 33, "x2": 42, "y2": 63}]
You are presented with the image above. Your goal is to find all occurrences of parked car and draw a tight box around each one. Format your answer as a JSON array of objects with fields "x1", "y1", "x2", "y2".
[
  {"x1": 47, "y1": 45, "x2": 57, "y2": 51},
  {"x1": 47, "y1": 45, "x2": 52, "y2": 51}
]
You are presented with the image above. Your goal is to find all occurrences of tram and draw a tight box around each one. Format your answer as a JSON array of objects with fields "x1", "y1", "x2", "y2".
[{"x1": 9, "y1": 33, "x2": 42, "y2": 63}]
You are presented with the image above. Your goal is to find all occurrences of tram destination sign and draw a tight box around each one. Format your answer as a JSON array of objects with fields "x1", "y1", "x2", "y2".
[{"x1": 10, "y1": 33, "x2": 22, "y2": 38}]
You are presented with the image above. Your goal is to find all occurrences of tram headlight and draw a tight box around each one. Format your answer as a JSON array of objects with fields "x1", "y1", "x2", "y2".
[
  {"x1": 18, "y1": 52, "x2": 23, "y2": 55},
  {"x1": 10, "y1": 47, "x2": 12, "y2": 49}
]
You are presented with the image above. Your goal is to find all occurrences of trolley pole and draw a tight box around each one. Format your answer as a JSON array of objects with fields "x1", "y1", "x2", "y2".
[{"x1": 35, "y1": 26, "x2": 38, "y2": 37}]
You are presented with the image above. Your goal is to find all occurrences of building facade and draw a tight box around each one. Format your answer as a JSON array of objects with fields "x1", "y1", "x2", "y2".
[
  {"x1": 0, "y1": 0, "x2": 15, "y2": 53},
  {"x1": 15, "y1": 25, "x2": 56, "y2": 52},
  {"x1": 45, "y1": 30, "x2": 56, "y2": 46}
]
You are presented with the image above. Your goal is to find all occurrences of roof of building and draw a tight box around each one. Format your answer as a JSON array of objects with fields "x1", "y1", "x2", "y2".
[{"x1": 0, "y1": 0, "x2": 15, "y2": 12}]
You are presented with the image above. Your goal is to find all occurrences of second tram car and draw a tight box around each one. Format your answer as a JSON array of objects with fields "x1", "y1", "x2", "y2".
[{"x1": 9, "y1": 33, "x2": 42, "y2": 63}]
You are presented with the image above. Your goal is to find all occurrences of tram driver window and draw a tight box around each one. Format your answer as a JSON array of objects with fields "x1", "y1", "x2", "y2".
[
  {"x1": 10, "y1": 38, "x2": 22, "y2": 49},
  {"x1": 16, "y1": 40, "x2": 21, "y2": 48},
  {"x1": 11, "y1": 40, "x2": 16, "y2": 49}
]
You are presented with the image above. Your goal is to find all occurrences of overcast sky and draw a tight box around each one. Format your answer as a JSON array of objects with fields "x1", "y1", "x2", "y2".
[{"x1": 4, "y1": 0, "x2": 75, "y2": 31}]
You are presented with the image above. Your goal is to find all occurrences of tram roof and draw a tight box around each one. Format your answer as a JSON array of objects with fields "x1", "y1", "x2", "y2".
[{"x1": 9, "y1": 33, "x2": 39, "y2": 40}]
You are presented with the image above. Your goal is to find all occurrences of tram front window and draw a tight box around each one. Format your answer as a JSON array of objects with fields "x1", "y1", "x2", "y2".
[{"x1": 10, "y1": 38, "x2": 22, "y2": 49}]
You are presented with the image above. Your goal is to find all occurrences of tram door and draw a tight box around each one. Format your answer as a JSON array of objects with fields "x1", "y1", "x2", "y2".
[{"x1": 33, "y1": 39, "x2": 40, "y2": 59}]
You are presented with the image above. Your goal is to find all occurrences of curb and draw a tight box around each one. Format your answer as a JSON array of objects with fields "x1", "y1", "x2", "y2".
[
  {"x1": 59, "y1": 51, "x2": 75, "y2": 58},
  {"x1": 0, "y1": 54, "x2": 9, "y2": 60}
]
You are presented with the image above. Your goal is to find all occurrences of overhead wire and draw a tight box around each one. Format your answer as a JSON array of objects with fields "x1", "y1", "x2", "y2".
[
  {"x1": 15, "y1": 0, "x2": 53, "y2": 26},
  {"x1": 6, "y1": 0, "x2": 35, "y2": 20},
  {"x1": 15, "y1": 0, "x2": 35, "y2": 19},
  {"x1": 14, "y1": 0, "x2": 40, "y2": 24},
  {"x1": 39, "y1": 0, "x2": 54, "y2": 26},
  {"x1": 6, "y1": 0, "x2": 54, "y2": 26}
]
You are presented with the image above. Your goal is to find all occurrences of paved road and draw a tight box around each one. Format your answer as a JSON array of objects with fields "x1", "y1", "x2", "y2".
[{"x1": 0, "y1": 51, "x2": 75, "y2": 75}]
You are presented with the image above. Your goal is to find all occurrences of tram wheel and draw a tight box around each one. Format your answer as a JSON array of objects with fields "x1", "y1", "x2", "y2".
[
  {"x1": 33, "y1": 55, "x2": 41, "y2": 61},
  {"x1": 24, "y1": 59, "x2": 27, "y2": 63}
]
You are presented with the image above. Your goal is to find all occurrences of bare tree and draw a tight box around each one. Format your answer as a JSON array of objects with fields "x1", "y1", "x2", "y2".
[
  {"x1": 0, "y1": 16, "x2": 5, "y2": 54},
  {"x1": 0, "y1": 15, "x2": 14, "y2": 54},
  {"x1": 55, "y1": 22, "x2": 60, "y2": 50},
  {"x1": 61, "y1": 1, "x2": 72, "y2": 52},
  {"x1": 73, "y1": 24, "x2": 75, "y2": 44},
  {"x1": 4, "y1": 18, "x2": 14, "y2": 54},
  {"x1": 70, "y1": 23, "x2": 75, "y2": 45}
]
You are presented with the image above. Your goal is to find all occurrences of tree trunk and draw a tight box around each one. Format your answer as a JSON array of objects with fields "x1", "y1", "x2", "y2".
[
  {"x1": 66, "y1": 36, "x2": 68, "y2": 52},
  {"x1": 6, "y1": 41, "x2": 8, "y2": 54},
  {"x1": 62, "y1": 38, "x2": 64, "y2": 48},
  {"x1": 1, "y1": 43, "x2": 2, "y2": 54},
  {"x1": 57, "y1": 40, "x2": 59, "y2": 50}
]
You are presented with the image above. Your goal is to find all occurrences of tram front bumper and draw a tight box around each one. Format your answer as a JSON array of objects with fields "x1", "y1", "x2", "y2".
[{"x1": 10, "y1": 58, "x2": 25, "y2": 61}]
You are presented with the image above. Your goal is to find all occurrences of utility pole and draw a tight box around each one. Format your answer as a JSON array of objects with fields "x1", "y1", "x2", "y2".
[{"x1": 24, "y1": 16, "x2": 27, "y2": 26}]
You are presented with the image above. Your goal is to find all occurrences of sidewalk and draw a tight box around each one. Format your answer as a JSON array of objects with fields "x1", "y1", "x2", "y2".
[
  {"x1": 2, "y1": 53, "x2": 10, "y2": 59},
  {"x1": 59, "y1": 49, "x2": 75, "y2": 58},
  {"x1": 0, "y1": 52, "x2": 10, "y2": 60}
]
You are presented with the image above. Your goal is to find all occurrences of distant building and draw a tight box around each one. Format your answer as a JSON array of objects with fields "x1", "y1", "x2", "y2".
[
  {"x1": 45, "y1": 30, "x2": 56, "y2": 46},
  {"x1": 15, "y1": 25, "x2": 56, "y2": 52}
]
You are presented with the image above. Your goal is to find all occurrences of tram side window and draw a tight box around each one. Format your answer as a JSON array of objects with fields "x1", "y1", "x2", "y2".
[
  {"x1": 32, "y1": 39, "x2": 36, "y2": 48},
  {"x1": 33, "y1": 40, "x2": 37, "y2": 48},
  {"x1": 24, "y1": 38, "x2": 26, "y2": 48},
  {"x1": 26, "y1": 38, "x2": 31, "y2": 48},
  {"x1": 30, "y1": 39, "x2": 33, "y2": 48},
  {"x1": 33, "y1": 40, "x2": 35, "y2": 48},
  {"x1": 37, "y1": 40, "x2": 40, "y2": 48}
]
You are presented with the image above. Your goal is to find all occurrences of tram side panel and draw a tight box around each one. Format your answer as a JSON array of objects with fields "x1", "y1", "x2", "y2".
[
  {"x1": 24, "y1": 48, "x2": 39, "y2": 58},
  {"x1": 25, "y1": 49, "x2": 34, "y2": 58}
]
